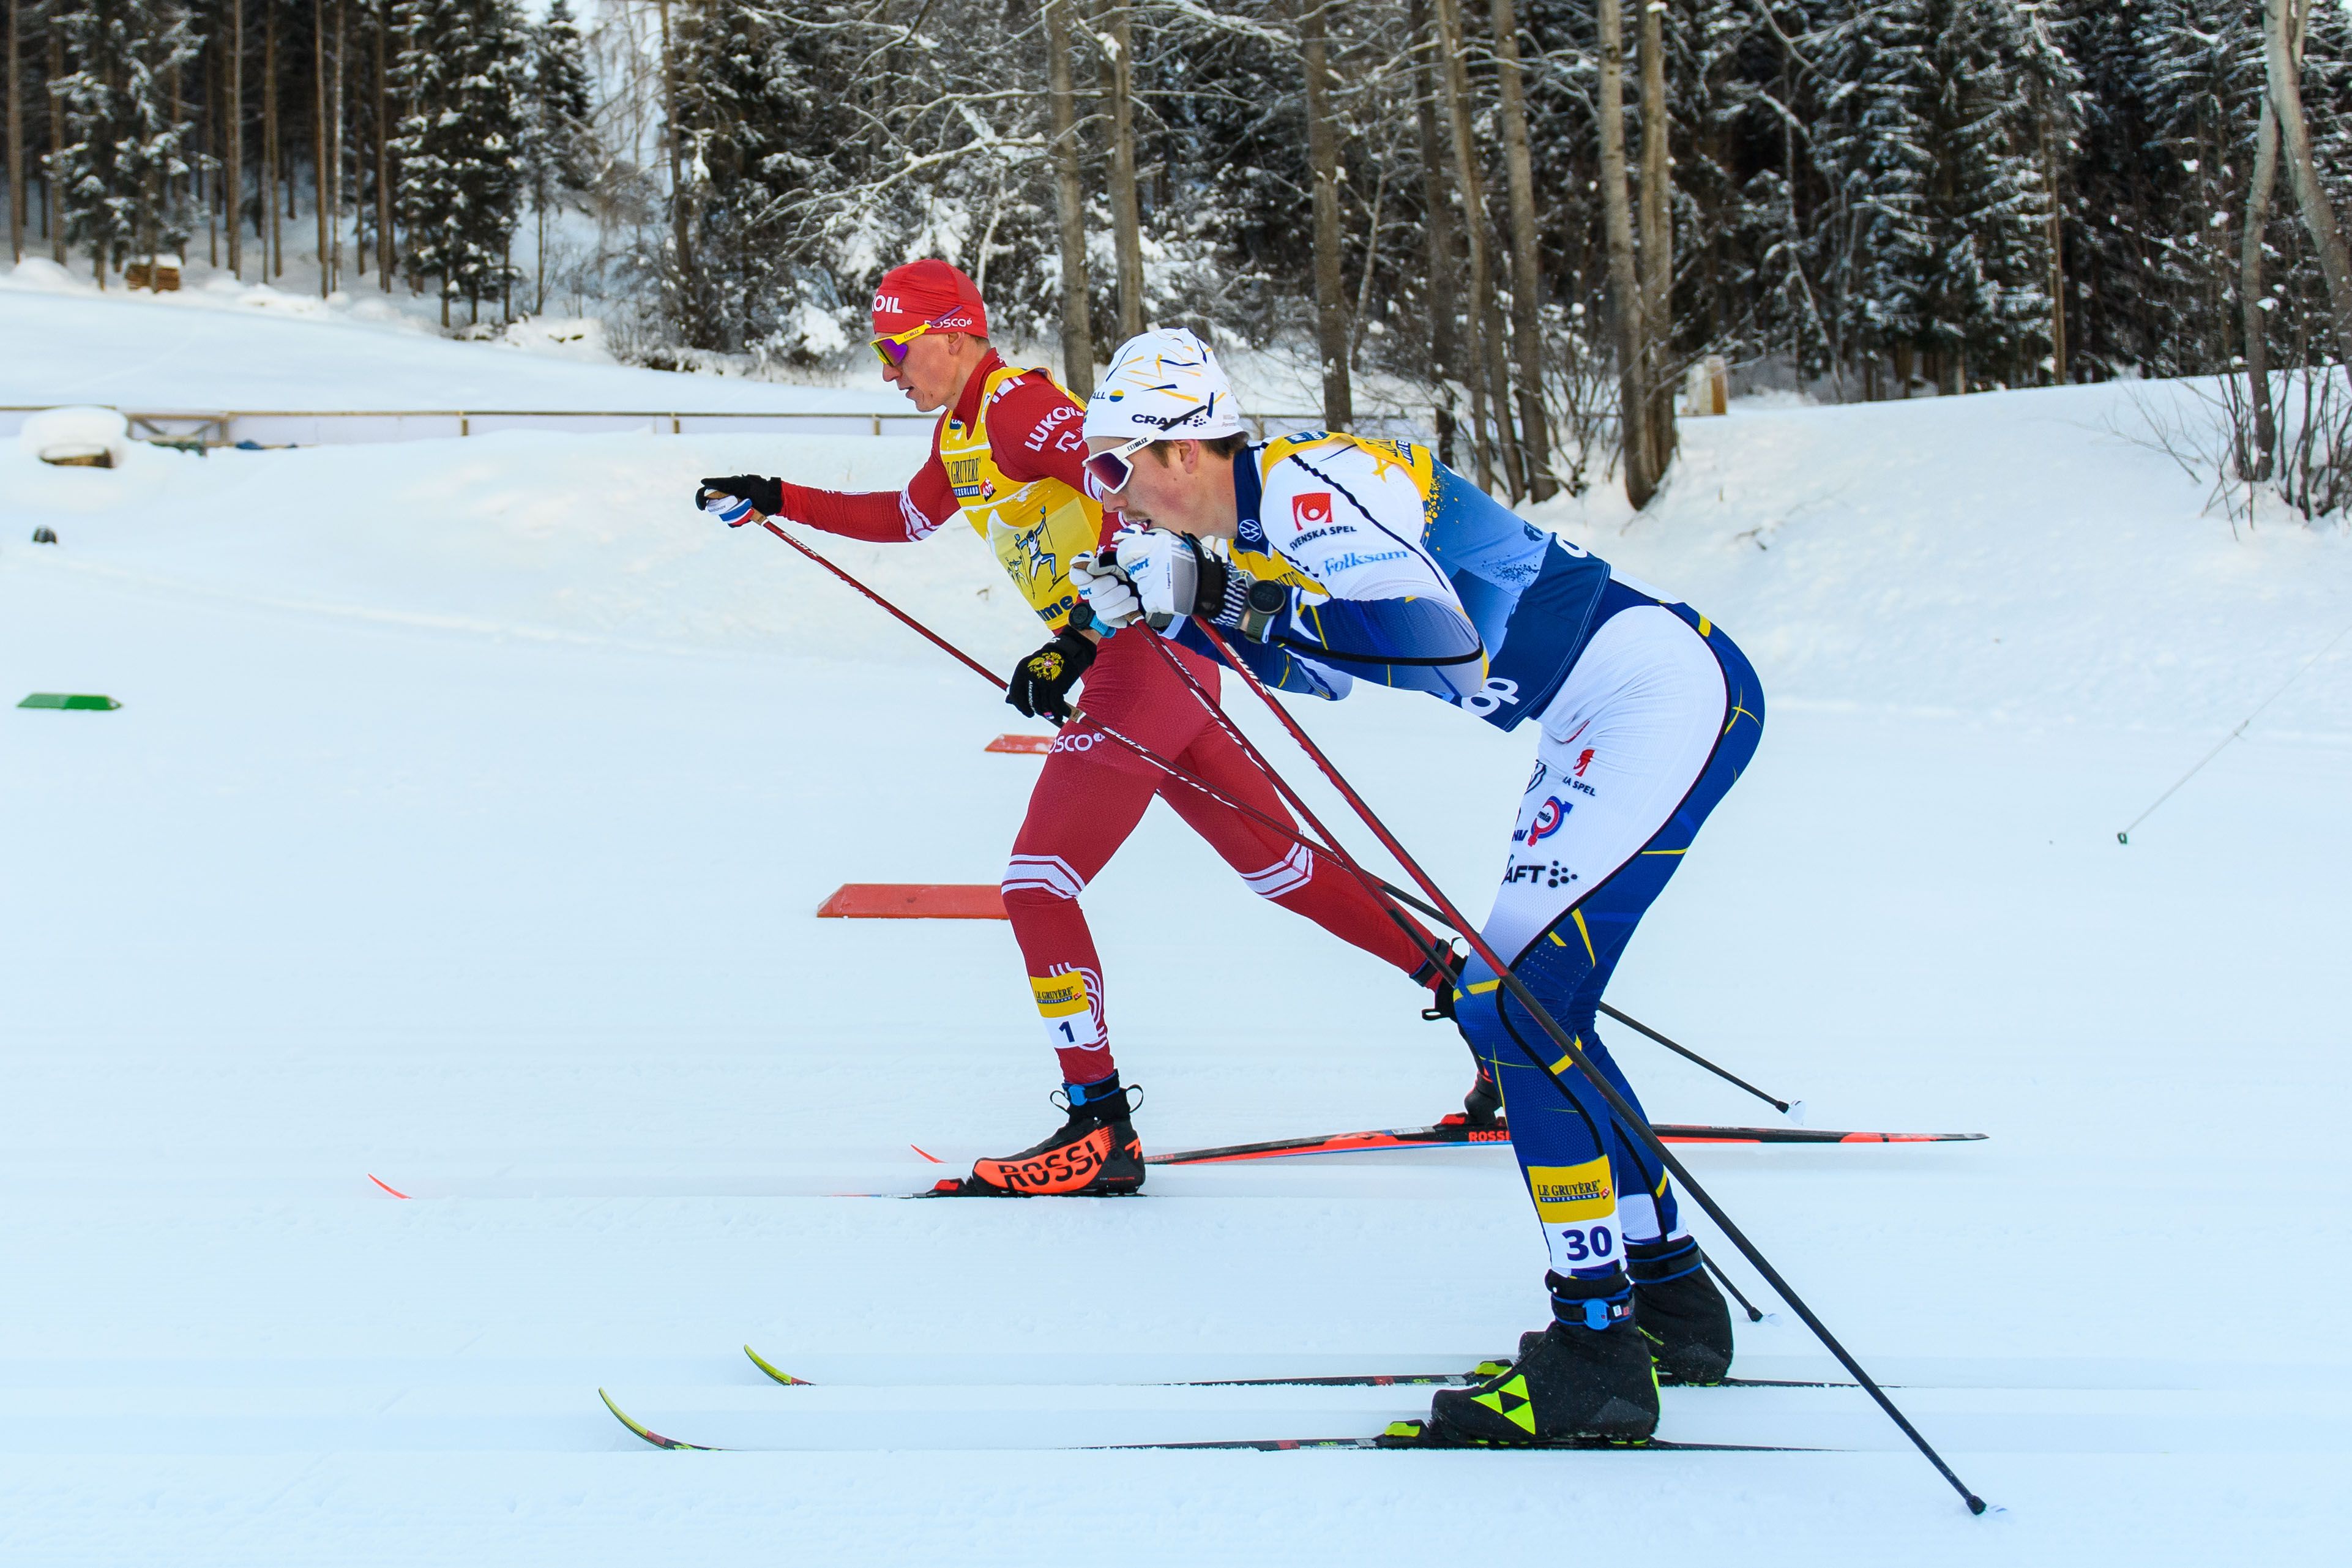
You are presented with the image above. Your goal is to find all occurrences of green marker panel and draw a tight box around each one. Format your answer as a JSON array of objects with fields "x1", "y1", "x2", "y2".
[{"x1": 17, "y1": 693, "x2": 121, "y2": 710}]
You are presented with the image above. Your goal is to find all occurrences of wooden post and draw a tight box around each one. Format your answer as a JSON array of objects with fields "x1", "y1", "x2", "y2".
[
  {"x1": 312, "y1": 0, "x2": 327, "y2": 294},
  {"x1": 1299, "y1": 0, "x2": 1351, "y2": 431},
  {"x1": 1043, "y1": 0, "x2": 1095, "y2": 397}
]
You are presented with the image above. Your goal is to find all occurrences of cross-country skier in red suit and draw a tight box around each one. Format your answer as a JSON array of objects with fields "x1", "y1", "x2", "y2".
[{"x1": 695, "y1": 260, "x2": 1454, "y2": 1195}]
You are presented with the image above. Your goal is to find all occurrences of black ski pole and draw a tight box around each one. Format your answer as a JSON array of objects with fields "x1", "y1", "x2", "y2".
[
  {"x1": 1188, "y1": 621, "x2": 1989, "y2": 1516},
  {"x1": 1700, "y1": 1250, "x2": 1766, "y2": 1324},
  {"x1": 1348, "y1": 873, "x2": 1793, "y2": 1116}
]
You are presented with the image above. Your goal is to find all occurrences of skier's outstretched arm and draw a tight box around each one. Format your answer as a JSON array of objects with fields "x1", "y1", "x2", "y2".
[{"x1": 696, "y1": 448, "x2": 958, "y2": 543}]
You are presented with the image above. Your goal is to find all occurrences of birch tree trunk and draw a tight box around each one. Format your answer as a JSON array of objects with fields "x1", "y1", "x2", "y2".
[
  {"x1": 49, "y1": 12, "x2": 65, "y2": 262},
  {"x1": 1435, "y1": 0, "x2": 1520, "y2": 495},
  {"x1": 374, "y1": 0, "x2": 389, "y2": 289},
  {"x1": 1299, "y1": 0, "x2": 1351, "y2": 430},
  {"x1": 1596, "y1": 0, "x2": 1656, "y2": 506},
  {"x1": 1043, "y1": 0, "x2": 1094, "y2": 396},
  {"x1": 2241, "y1": 94, "x2": 2280, "y2": 479},
  {"x1": 2266, "y1": 0, "x2": 2352, "y2": 368},
  {"x1": 329, "y1": 0, "x2": 343, "y2": 293},
  {"x1": 1408, "y1": 0, "x2": 1460, "y2": 465},
  {"x1": 1487, "y1": 0, "x2": 1553, "y2": 498},
  {"x1": 1097, "y1": 1, "x2": 1144, "y2": 338},
  {"x1": 1635, "y1": 0, "x2": 1676, "y2": 480},
  {"x1": 265, "y1": 4, "x2": 281, "y2": 276},
  {"x1": 228, "y1": 0, "x2": 242, "y2": 275},
  {"x1": 657, "y1": 0, "x2": 693, "y2": 338},
  {"x1": 7, "y1": 0, "x2": 22, "y2": 263},
  {"x1": 313, "y1": 0, "x2": 328, "y2": 294},
  {"x1": 2042, "y1": 120, "x2": 2066, "y2": 384}
]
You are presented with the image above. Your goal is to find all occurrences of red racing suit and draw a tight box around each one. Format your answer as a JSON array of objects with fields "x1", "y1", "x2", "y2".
[{"x1": 771, "y1": 351, "x2": 1436, "y2": 1086}]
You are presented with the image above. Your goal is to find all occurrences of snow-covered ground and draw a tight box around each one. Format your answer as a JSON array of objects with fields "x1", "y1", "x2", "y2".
[{"x1": 2, "y1": 297, "x2": 2348, "y2": 1564}]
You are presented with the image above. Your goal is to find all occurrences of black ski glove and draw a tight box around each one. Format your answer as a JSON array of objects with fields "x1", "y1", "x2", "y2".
[
  {"x1": 696, "y1": 474, "x2": 783, "y2": 521},
  {"x1": 1006, "y1": 628, "x2": 1097, "y2": 722}
]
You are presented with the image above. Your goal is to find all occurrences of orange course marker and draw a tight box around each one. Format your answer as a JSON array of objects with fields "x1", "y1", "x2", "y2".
[
  {"x1": 985, "y1": 734, "x2": 1054, "y2": 754},
  {"x1": 816, "y1": 884, "x2": 1009, "y2": 920}
]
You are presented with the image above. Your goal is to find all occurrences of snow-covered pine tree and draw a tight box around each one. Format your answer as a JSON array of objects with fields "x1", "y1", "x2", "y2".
[
  {"x1": 53, "y1": 0, "x2": 198, "y2": 285},
  {"x1": 523, "y1": 0, "x2": 595, "y2": 313},
  {"x1": 1818, "y1": 0, "x2": 2055, "y2": 394},
  {"x1": 390, "y1": 0, "x2": 526, "y2": 325}
]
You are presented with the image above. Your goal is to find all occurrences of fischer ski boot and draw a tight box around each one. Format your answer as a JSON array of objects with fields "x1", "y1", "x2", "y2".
[
  {"x1": 931, "y1": 1077, "x2": 1145, "y2": 1197},
  {"x1": 1629, "y1": 1235, "x2": 1734, "y2": 1385},
  {"x1": 1417, "y1": 1275, "x2": 1659, "y2": 1446},
  {"x1": 1507, "y1": 1239, "x2": 1736, "y2": 1385}
]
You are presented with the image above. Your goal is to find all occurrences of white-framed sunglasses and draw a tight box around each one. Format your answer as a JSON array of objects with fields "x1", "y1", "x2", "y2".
[{"x1": 1083, "y1": 433, "x2": 1155, "y2": 498}]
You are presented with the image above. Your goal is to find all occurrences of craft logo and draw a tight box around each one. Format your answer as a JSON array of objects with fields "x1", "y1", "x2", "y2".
[
  {"x1": 1574, "y1": 748, "x2": 1595, "y2": 777},
  {"x1": 1292, "y1": 493, "x2": 1334, "y2": 529},
  {"x1": 1521, "y1": 796, "x2": 1571, "y2": 848},
  {"x1": 1525, "y1": 760, "x2": 1550, "y2": 795}
]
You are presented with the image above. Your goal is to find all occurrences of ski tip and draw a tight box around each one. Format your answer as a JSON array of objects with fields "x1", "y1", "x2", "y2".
[
  {"x1": 742, "y1": 1345, "x2": 811, "y2": 1386},
  {"x1": 909, "y1": 1143, "x2": 944, "y2": 1164},
  {"x1": 598, "y1": 1387, "x2": 722, "y2": 1451},
  {"x1": 366, "y1": 1173, "x2": 411, "y2": 1200}
]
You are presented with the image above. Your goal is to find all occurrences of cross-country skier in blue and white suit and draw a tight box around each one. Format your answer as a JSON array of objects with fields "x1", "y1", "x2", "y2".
[{"x1": 1070, "y1": 328, "x2": 1765, "y2": 1447}]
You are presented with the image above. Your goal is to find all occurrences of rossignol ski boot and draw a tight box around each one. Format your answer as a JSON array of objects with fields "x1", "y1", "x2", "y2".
[
  {"x1": 1416, "y1": 1274, "x2": 1659, "y2": 1446},
  {"x1": 931, "y1": 1077, "x2": 1145, "y2": 1197}
]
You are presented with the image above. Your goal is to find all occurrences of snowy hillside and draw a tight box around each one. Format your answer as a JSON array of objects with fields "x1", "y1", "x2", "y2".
[
  {"x1": 1, "y1": 298, "x2": 2347, "y2": 1564},
  {"x1": 0, "y1": 275, "x2": 905, "y2": 416}
]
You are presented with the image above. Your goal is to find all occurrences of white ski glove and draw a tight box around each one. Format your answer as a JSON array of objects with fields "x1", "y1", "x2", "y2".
[
  {"x1": 1109, "y1": 525, "x2": 1202, "y2": 630},
  {"x1": 1070, "y1": 551, "x2": 1143, "y2": 629}
]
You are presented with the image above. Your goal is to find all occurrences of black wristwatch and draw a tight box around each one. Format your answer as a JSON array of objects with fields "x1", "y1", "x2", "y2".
[{"x1": 1240, "y1": 577, "x2": 1287, "y2": 640}]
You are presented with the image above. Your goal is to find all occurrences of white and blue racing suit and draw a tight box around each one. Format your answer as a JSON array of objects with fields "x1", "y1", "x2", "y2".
[{"x1": 1198, "y1": 433, "x2": 1766, "y2": 1294}]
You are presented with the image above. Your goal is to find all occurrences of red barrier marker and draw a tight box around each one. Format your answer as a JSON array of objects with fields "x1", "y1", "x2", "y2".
[
  {"x1": 816, "y1": 884, "x2": 1008, "y2": 920},
  {"x1": 985, "y1": 734, "x2": 1054, "y2": 754}
]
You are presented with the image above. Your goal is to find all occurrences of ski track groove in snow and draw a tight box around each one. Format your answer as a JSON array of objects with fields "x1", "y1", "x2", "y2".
[{"x1": 0, "y1": 295, "x2": 2346, "y2": 1563}]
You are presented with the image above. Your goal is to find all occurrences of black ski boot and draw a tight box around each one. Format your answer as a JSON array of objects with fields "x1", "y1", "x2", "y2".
[
  {"x1": 1420, "y1": 1275, "x2": 1658, "y2": 1445},
  {"x1": 930, "y1": 1077, "x2": 1145, "y2": 1197},
  {"x1": 1458, "y1": 1062, "x2": 1505, "y2": 1129},
  {"x1": 1506, "y1": 1239, "x2": 1736, "y2": 1384},
  {"x1": 1419, "y1": 946, "x2": 1505, "y2": 1130},
  {"x1": 1629, "y1": 1235, "x2": 1734, "y2": 1384}
]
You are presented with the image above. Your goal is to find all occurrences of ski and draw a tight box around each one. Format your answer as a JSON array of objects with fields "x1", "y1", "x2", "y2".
[
  {"x1": 1146, "y1": 1115, "x2": 1985, "y2": 1166},
  {"x1": 742, "y1": 1345, "x2": 1855, "y2": 1392},
  {"x1": 597, "y1": 1391, "x2": 1821, "y2": 1454}
]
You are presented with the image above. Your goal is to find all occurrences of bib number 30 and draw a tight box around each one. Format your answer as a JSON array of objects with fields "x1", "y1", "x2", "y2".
[{"x1": 1553, "y1": 1225, "x2": 1616, "y2": 1264}]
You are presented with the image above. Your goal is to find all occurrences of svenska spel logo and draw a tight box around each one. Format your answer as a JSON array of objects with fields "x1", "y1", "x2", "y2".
[{"x1": 1292, "y1": 492, "x2": 1332, "y2": 528}]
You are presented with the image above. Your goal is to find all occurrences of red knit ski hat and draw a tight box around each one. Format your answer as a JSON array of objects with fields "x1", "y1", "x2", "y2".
[{"x1": 870, "y1": 259, "x2": 988, "y2": 339}]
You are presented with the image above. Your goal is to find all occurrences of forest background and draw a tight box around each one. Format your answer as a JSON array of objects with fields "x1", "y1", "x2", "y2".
[{"x1": 5, "y1": 0, "x2": 2351, "y2": 510}]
